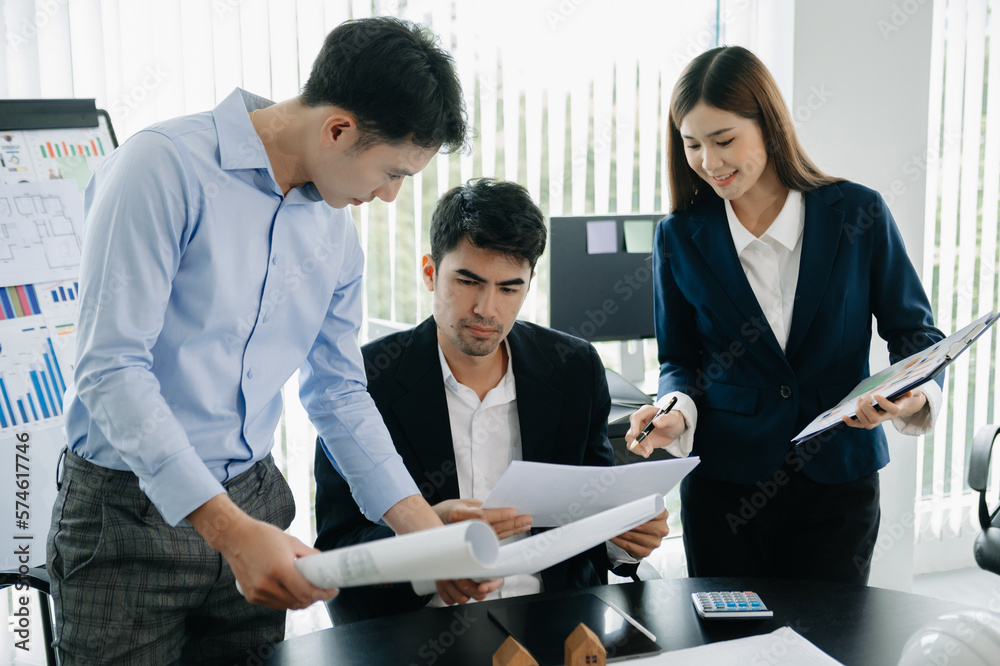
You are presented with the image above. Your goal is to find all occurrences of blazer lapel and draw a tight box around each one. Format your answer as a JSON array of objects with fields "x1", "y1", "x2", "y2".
[
  {"x1": 507, "y1": 324, "x2": 563, "y2": 464},
  {"x1": 391, "y1": 317, "x2": 460, "y2": 501},
  {"x1": 690, "y1": 201, "x2": 786, "y2": 361},
  {"x1": 784, "y1": 185, "x2": 845, "y2": 361}
]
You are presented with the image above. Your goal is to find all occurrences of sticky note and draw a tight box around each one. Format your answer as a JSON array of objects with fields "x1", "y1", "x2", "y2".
[
  {"x1": 586, "y1": 220, "x2": 617, "y2": 254},
  {"x1": 624, "y1": 219, "x2": 654, "y2": 253}
]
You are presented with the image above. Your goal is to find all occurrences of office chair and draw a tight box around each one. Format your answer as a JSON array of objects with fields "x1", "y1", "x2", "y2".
[
  {"x1": 968, "y1": 424, "x2": 1000, "y2": 576},
  {"x1": 0, "y1": 565, "x2": 58, "y2": 666}
]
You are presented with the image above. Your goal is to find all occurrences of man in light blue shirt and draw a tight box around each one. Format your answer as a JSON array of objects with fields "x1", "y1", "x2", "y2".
[{"x1": 47, "y1": 17, "x2": 486, "y2": 666}]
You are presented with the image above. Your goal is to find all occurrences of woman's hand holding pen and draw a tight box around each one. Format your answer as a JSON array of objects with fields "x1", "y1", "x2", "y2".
[{"x1": 625, "y1": 404, "x2": 687, "y2": 458}]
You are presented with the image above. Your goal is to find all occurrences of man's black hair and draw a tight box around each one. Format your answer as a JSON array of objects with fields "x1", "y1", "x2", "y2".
[
  {"x1": 302, "y1": 16, "x2": 468, "y2": 153},
  {"x1": 430, "y1": 178, "x2": 547, "y2": 270}
]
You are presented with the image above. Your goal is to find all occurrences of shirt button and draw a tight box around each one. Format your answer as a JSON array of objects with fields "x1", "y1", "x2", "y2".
[
  {"x1": 780, "y1": 385, "x2": 792, "y2": 399},
  {"x1": 261, "y1": 313, "x2": 270, "y2": 323},
  {"x1": 271, "y1": 254, "x2": 278, "y2": 265},
  {"x1": 246, "y1": 369, "x2": 254, "y2": 379}
]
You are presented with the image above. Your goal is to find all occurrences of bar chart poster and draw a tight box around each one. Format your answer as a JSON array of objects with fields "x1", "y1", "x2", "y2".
[
  {"x1": 1, "y1": 115, "x2": 115, "y2": 190},
  {"x1": 0, "y1": 319, "x2": 68, "y2": 430},
  {"x1": 36, "y1": 281, "x2": 78, "y2": 384},
  {"x1": 0, "y1": 180, "x2": 85, "y2": 287}
]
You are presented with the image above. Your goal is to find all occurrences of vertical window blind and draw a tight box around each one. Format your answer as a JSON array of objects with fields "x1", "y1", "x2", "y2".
[{"x1": 915, "y1": 0, "x2": 1000, "y2": 564}]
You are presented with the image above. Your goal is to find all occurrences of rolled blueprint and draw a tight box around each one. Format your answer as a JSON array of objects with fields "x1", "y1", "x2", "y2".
[{"x1": 294, "y1": 493, "x2": 665, "y2": 593}]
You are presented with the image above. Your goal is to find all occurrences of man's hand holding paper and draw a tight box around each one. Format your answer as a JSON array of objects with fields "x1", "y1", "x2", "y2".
[
  {"x1": 432, "y1": 498, "x2": 532, "y2": 539},
  {"x1": 429, "y1": 498, "x2": 532, "y2": 604},
  {"x1": 612, "y1": 509, "x2": 671, "y2": 559}
]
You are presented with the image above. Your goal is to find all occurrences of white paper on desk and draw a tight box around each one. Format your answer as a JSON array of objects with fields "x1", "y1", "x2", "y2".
[
  {"x1": 626, "y1": 627, "x2": 843, "y2": 665},
  {"x1": 295, "y1": 494, "x2": 664, "y2": 592},
  {"x1": 481, "y1": 457, "x2": 700, "y2": 527}
]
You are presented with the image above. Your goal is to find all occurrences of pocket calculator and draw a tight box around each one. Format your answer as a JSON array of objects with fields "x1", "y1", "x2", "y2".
[{"x1": 691, "y1": 591, "x2": 774, "y2": 619}]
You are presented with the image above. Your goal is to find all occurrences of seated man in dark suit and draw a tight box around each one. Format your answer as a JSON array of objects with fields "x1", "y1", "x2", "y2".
[{"x1": 314, "y1": 178, "x2": 670, "y2": 623}]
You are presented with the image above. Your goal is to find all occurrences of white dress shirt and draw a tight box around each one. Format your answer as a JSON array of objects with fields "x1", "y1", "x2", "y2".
[
  {"x1": 665, "y1": 191, "x2": 941, "y2": 445},
  {"x1": 431, "y1": 339, "x2": 539, "y2": 604},
  {"x1": 428, "y1": 339, "x2": 636, "y2": 606}
]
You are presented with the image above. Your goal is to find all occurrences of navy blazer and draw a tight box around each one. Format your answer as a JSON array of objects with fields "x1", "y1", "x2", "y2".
[
  {"x1": 314, "y1": 317, "x2": 622, "y2": 623},
  {"x1": 655, "y1": 182, "x2": 943, "y2": 485}
]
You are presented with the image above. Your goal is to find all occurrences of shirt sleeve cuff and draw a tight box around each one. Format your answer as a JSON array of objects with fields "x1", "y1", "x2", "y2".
[
  {"x1": 655, "y1": 391, "x2": 697, "y2": 457},
  {"x1": 348, "y1": 452, "x2": 422, "y2": 524},
  {"x1": 606, "y1": 540, "x2": 641, "y2": 566},
  {"x1": 893, "y1": 379, "x2": 942, "y2": 436},
  {"x1": 142, "y1": 447, "x2": 227, "y2": 527}
]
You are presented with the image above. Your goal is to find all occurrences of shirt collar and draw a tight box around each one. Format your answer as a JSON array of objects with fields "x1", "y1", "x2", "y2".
[
  {"x1": 212, "y1": 88, "x2": 323, "y2": 203},
  {"x1": 725, "y1": 190, "x2": 804, "y2": 254},
  {"x1": 213, "y1": 88, "x2": 273, "y2": 171},
  {"x1": 438, "y1": 338, "x2": 515, "y2": 399}
]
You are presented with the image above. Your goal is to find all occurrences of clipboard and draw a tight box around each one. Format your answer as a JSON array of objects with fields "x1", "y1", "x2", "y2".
[{"x1": 793, "y1": 311, "x2": 1000, "y2": 445}]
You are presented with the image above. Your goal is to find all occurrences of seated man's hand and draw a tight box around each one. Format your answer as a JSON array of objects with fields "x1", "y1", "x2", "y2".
[
  {"x1": 610, "y1": 510, "x2": 670, "y2": 559},
  {"x1": 843, "y1": 388, "x2": 927, "y2": 430},
  {"x1": 436, "y1": 578, "x2": 504, "y2": 605},
  {"x1": 432, "y1": 498, "x2": 532, "y2": 539},
  {"x1": 625, "y1": 406, "x2": 686, "y2": 459}
]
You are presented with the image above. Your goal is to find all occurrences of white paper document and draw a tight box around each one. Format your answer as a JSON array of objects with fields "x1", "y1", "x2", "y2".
[
  {"x1": 481, "y1": 457, "x2": 700, "y2": 527},
  {"x1": 295, "y1": 493, "x2": 665, "y2": 592},
  {"x1": 628, "y1": 627, "x2": 842, "y2": 665}
]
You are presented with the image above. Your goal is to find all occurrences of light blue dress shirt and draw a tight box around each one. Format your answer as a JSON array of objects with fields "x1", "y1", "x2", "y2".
[{"x1": 64, "y1": 88, "x2": 419, "y2": 527}]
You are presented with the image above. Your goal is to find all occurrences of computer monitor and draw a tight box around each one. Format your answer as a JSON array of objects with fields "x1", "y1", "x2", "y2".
[{"x1": 548, "y1": 213, "x2": 661, "y2": 343}]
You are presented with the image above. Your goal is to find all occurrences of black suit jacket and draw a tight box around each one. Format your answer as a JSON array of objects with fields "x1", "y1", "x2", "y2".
[{"x1": 314, "y1": 317, "x2": 622, "y2": 623}]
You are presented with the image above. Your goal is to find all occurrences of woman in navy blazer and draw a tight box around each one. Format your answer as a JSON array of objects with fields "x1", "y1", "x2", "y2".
[{"x1": 626, "y1": 46, "x2": 944, "y2": 584}]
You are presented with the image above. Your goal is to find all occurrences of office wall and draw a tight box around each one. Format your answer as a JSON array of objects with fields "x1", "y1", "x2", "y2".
[{"x1": 792, "y1": 0, "x2": 935, "y2": 591}]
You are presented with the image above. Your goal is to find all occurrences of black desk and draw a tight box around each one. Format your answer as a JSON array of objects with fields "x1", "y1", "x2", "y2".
[{"x1": 263, "y1": 577, "x2": 974, "y2": 665}]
